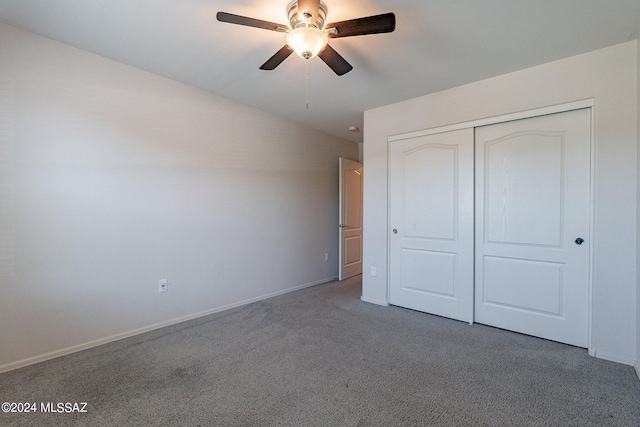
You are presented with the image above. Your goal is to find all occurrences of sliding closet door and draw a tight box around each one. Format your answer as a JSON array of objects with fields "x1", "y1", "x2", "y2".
[
  {"x1": 474, "y1": 109, "x2": 591, "y2": 347},
  {"x1": 389, "y1": 129, "x2": 474, "y2": 323}
]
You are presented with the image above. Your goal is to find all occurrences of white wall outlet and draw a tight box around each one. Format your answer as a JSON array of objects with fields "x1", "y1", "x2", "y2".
[
  {"x1": 371, "y1": 266, "x2": 377, "y2": 277},
  {"x1": 324, "y1": 253, "x2": 329, "y2": 262},
  {"x1": 159, "y1": 279, "x2": 168, "y2": 293}
]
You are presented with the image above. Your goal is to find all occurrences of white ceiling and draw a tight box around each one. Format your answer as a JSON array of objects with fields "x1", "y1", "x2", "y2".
[{"x1": 1, "y1": 1, "x2": 639, "y2": 143}]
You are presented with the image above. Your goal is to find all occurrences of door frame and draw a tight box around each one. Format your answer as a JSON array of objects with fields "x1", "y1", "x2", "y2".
[{"x1": 386, "y1": 99, "x2": 596, "y2": 353}]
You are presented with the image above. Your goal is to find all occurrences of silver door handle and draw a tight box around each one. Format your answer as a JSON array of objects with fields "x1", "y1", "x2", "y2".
[
  {"x1": 392, "y1": 229, "x2": 398, "y2": 234},
  {"x1": 339, "y1": 224, "x2": 348, "y2": 228}
]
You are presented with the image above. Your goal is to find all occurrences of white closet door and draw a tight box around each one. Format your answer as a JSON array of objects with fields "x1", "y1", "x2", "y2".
[
  {"x1": 389, "y1": 128, "x2": 474, "y2": 322},
  {"x1": 475, "y1": 109, "x2": 591, "y2": 347}
]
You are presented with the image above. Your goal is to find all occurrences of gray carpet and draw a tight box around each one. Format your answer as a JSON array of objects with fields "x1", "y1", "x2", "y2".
[{"x1": 1, "y1": 276, "x2": 639, "y2": 426}]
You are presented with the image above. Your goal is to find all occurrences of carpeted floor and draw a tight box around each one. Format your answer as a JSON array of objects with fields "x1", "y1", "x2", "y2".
[{"x1": 1, "y1": 276, "x2": 639, "y2": 426}]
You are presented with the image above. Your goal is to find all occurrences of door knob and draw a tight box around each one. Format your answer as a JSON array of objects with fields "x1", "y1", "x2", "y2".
[
  {"x1": 339, "y1": 224, "x2": 347, "y2": 228},
  {"x1": 392, "y1": 229, "x2": 398, "y2": 234},
  {"x1": 575, "y1": 238, "x2": 584, "y2": 245}
]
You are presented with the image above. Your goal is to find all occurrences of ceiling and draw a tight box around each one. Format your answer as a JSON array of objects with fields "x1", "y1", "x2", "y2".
[{"x1": 1, "y1": 1, "x2": 639, "y2": 143}]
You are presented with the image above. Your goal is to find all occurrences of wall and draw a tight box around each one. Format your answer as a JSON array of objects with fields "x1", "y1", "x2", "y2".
[
  {"x1": 0, "y1": 23, "x2": 358, "y2": 372},
  {"x1": 363, "y1": 41, "x2": 637, "y2": 365}
]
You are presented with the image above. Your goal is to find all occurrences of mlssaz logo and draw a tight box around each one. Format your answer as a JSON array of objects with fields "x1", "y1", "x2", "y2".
[{"x1": 40, "y1": 402, "x2": 88, "y2": 413}]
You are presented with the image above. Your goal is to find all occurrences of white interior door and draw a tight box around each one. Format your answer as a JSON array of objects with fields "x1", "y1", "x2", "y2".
[
  {"x1": 389, "y1": 129, "x2": 474, "y2": 322},
  {"x1": 475, "y1": 109, "x2": 591, "y2": 347},
  {"x1": 339, "y1": 158, "x2": 363, "y2": 280}
]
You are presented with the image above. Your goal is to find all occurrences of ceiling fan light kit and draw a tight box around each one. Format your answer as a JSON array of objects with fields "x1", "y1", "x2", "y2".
[
  {"x1": 285, "y1": 0, "x2": 328, "y2": 59},
  {"x1": 286, "y1": 27, "x2": 328, "y2": 59},
  {"x1": 217, "y1": 0, "x2": 395, "y2": 75}
]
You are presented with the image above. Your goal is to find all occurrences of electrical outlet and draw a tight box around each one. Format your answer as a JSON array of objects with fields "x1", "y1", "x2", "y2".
[
  {"x1": 324, "y1": 253, "x2": 329, "y2": 262},
  {"x1": 159, "y1": 279, "x2": 168, "y2": 293}
]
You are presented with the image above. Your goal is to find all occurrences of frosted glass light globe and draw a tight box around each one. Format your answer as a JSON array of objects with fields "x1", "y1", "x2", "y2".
[{"x1": 286, "y1": 26, "x2": 328, "y2": 59}]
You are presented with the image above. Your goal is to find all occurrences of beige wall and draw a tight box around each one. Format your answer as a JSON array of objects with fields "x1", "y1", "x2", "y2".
[
  {"x1": 364, "y1": 41, "x2": 637, "y2": 365},
  {"x1": 0, "y1": 23, "x2": 358, "y2": 371}
]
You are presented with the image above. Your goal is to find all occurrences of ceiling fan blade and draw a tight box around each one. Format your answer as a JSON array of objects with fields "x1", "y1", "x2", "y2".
[
  {"x1": 217, "y1": 12, "x2": 288, "y2": 32},
  {"x1": 317, "y1": 44, "x2": 353, "y2": 76},
  {"x1": 260, "y1": 45, "x2": 294, "y2": 70},
  {"x1": 326, "y1": 13, "x2": 396, "y2": 38},
  {"x1": 297, "y1": 0, "x2": 320, "y2": 22}
]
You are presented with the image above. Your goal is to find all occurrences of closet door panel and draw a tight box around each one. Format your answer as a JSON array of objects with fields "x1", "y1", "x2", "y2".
[
  {"x1": 389, "y1": 128, "x2": 474, "y2": 322},
  {"x1": 475, "y1": 109, "x2": 591, "y2": 347}
]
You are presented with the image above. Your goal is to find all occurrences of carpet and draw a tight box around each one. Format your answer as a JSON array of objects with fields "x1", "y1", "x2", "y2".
[{"x1": 1, "y1": 276, "x2": 639, "y2": 426}]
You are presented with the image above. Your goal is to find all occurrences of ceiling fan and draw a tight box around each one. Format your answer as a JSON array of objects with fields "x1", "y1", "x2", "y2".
[{"x1": 217, "y1": 0, "x2": 396, "y2": 76}]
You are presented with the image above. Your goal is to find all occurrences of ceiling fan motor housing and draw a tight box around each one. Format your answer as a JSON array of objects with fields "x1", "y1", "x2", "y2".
[{"x1": 287, "y1": 0, "x2": 327, "y2": 29}]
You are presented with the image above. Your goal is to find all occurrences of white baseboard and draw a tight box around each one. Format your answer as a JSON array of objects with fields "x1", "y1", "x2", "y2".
[
  {"x1": 589, "y1": 349, "x2": 636, "y2": 367},
  {"x1": 360, "y1": 296, "x2": 389, "y2": 306},
  {"x1": 0, "y1": 276, "x2": 337, "y2": 374}
]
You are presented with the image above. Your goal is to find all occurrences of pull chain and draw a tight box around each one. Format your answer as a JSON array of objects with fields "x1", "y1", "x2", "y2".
[{"x1": 305, "y1": 60, "x2": 309, "y2": 110}]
